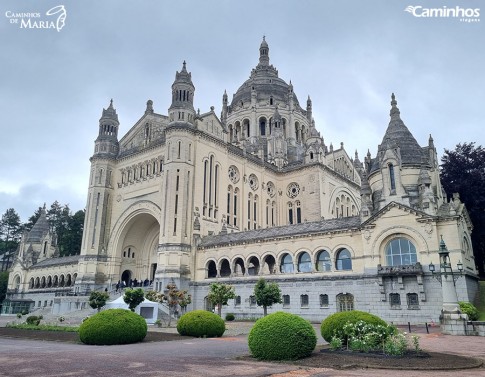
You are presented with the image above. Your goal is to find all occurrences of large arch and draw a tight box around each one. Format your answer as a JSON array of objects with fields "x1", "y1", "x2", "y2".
[{"x1": 108, "y1": 201, "x2": 162, "y2": 284}]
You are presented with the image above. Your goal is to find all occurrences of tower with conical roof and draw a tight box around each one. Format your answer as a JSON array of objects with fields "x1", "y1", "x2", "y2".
[{"x1": 366, "y1": 94, "x2": 444, "y2": 212}]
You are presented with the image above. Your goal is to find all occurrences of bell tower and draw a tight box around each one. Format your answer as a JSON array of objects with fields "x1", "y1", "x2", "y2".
[{"x1": 77, "y1": 100, "x2": 119, "y2": 291}]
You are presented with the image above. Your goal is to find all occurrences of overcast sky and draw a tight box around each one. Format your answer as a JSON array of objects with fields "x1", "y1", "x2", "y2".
[{"x1": 1, "y1": 0, "x2": 483, "y2": 222}]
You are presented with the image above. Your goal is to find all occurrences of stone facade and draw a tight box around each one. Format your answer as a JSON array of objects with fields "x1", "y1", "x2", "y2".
[{"x1": 4, "y1": 38, "x2": 478, "y2": 323}]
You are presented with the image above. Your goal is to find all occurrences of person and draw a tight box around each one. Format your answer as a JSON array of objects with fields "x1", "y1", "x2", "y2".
[{"x1": 115, "y1": 281, "x2": 120, "y2": 293}]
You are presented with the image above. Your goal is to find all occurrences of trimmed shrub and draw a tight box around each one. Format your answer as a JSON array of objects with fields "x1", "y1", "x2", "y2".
[
  {"x1": 79, "y1": 309, "x2": 147, "y2": 345},
  {"x1": 177, "y1": 310, "x2": 225, "y2": 337},
  {"x1": 459, "y1": 301, "x2": 479, "y2": 321},
  {"x1": 320, "y1": 310, "x2": 388, "y2": 343},
  {"x1": 225, "y1": 313, "x2": 235, "y2": 321},
  {"x1": 248, "y1": 311, "x2": 317, "y2": 360},
  {"x1": 26, "y1": 315, "x2": 42, "y2": 326}
]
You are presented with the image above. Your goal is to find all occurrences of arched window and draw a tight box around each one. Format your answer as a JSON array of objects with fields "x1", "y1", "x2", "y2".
[
  {"x1": 14, "y1": 276, "x2": 21, "y2": 290},
  {"x1": 247, "y1": 256, "x2": 260, "y2": 276},
  {"x1": 385, "y1": 238, "x2": 417, "y2": 266},
  {"x1": 206, "y1": 261, "x2": 217, "y2": 278},
  {"x1": 316, "y1": 250, "x2": 331, "y2": 272},
  {"x1": 300, "y1": 294, "x2": 309, "y2": 307},
  {"x1": 220, "y1": 259, "x2": 231, "y2": 277},
  {"x1": 259, "y1": 117, "x2": 266, "y2": 136},
  {"x1": 337, "y1": 293, "x2": 354, "y2": 312},
  {"x1": 280, "y1": 253, "x2": 294, "y2": 273},
  {"x1": 389, "y1": 164, "x2": 396, "y2": 191},
  {"x1": 336, "y1": 249, "x2": 352, "y2": 271},
  {"x1": 298, "y1": 252, "x2": 312, "y2": 272},
  {"x1": 320, "y1": 294, "x2": 329, "y2": 307}
]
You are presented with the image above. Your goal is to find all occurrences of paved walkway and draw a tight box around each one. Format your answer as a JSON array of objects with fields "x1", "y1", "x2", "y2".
[{"x1": 1, "y1": 315, "x2": 485, "y2": 377}]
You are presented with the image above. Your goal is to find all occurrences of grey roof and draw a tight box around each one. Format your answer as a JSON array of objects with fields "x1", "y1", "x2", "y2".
[
  {"x1": 370, "y1": 94, "x2": 425, "y2": 174},
  {"x1": 199, "y1": 216, "x2": 361, "y2": 248},
  {"x1": 26, "y1": 208, "x2": 50, "y2": 242},
  {"x1": 230, "y1": 40, "x2": 300, "y2": 109},
  {"x1": 31, "y1": 255, "x2": 81, "y2": 269}
]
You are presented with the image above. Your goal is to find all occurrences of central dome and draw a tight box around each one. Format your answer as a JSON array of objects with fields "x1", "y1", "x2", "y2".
[{"x1": 230, "y1": 38, "x2": 300, "y2": 109}]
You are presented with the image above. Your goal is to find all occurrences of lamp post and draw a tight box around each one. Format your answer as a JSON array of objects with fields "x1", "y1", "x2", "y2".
[{"x1": 429, "y1": 236, "x2": 463, "y2": 313}]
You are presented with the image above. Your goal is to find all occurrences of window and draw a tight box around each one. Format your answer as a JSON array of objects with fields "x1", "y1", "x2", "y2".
[
  {"x1": 250, "y1": 295, "x2": 257, "y2": 307},
  {"x1": 316, "y1": 250, "x2": 331, "y2": 272},
  {"x1": 337, "y1": 293, "x2": 354, "y2": 312},
  {"x1": 206, "y1": 261, "x2": 217, "y2": 278},
  {"x1": 300, "y1": 294, "x2": 309, "y2": 308},
  {"x1": 336, "y1": 249, "x2": 352, "y2": 271},
  {"x1": 407, "y1": 293, "x2": 419, "y2": 309},
  {"x1": 320, "y1": 294, "x2": 329, "y2": 307},
  {"x1": 389, "y1": 164, "x2": 396, "y2": 191},
  {"x1": 234, "y1": 296, "x2": 241, "y2": 306},
  {"x1": 385, "y1": 238, "x2": 417, "y2": 266},
  {"x1": 283, "y1": 295, "x2": 290, "y2": 307},
  {"x1": 390, "y1": 293, "x2": 401, "y2": 307},
  {"x1": 280, "y1": 254, "x2": 294, "y2": 273},
  {"x1": 298, "y1": 252, "x2": 312, "y2": 272}
]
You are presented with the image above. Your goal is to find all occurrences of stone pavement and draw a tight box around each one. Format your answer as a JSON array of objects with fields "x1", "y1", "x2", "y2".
[{"x1": 1, "y1": 315, "x2": 485, "y2": 377}]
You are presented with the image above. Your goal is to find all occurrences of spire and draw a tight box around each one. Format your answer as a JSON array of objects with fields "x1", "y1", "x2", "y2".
[
  {"x1": 259, "y1": 36, "x2": 270, "y2": 66},
  {"x1": 428, "y1": 134, "x2": 434, "y2": 148},
  {"x1": 390, "y1": 93, "x2": 401, "y2": 121},
  {"x1": 101, "y1": 99, "x2": 118, "y2": 122}
]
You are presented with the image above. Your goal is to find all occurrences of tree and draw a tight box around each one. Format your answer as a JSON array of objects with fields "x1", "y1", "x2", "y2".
[
  {"x1": 63, "y1": 210, "x2": 84, "y2": 255},
  {"x1": 207, "y1": 282, "x2": 236, "y2": 317},
  {"x1": 441, "y1": 142, "x2": 485, "y2": 277},
  {"x1": 145, "y1": 284, "x2": 192, "y2": 327},
  {"x1": 0, "y1": 271, "x2": 9, "y2": 304},
  {"x1": 88, "y1": 291, "x2": 109, "y2": 312},
  {"x1": 254, "y1": 278, "x2": 282, "y2": 316},
  {"x1": 0, "y1": 208, "x2": 22, "y2": 256},
  {"x1": 123, "y1": 288, "x2": 145, "y2": 311}
]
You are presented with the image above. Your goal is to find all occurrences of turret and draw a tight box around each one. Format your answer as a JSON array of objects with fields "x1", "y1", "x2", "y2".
[
  {"x1": 94, "y1": 99, "x2": 119, "y2": 158},
  {"x1": 168, "y1": 61, "x2": 196, "y2": 125},
  {"x1": 221, "y1": 90, "x2": 228, "y2": 125},
  {"x1": 259, "y1": 36, "x2": 269, "y2": 66},
  {"x1": 306, "y1": 95, "x2": 312, "y2": 124}
]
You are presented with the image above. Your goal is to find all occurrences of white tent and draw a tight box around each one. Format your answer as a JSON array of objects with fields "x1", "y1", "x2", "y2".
[{"x1": 103, "y1": 296, "x2": 158, "y2": 324}]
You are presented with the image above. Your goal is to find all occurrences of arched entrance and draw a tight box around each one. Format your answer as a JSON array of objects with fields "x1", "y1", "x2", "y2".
[
  {"x1": 121, "y1": 270, "x2": 132, "y2": 286},
  {"x1": 114, "y1": 211, "x2": 160, "y2": 286}
]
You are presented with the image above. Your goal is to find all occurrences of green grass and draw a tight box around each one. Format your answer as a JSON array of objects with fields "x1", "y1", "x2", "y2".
[
  {"x1": 7, "y1": 323, "x2": 79, "y2": 332},
  {"x1": 477, "y1": 281, "x2": 485, "y2": 321}
]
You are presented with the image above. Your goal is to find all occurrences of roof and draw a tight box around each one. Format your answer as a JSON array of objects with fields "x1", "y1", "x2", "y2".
[
  {"x1": 370, "y1": 94, "x2": 425, "y2": 174},
  {"x1": 31, "y1": 255, "x2": 81, "y2": 269},
  {"x1": 199, "y1": 216, "x2": 361, "y2": 248},
  {"x1": 26, "y1": 208, "x2": 50, "y2": 243}
]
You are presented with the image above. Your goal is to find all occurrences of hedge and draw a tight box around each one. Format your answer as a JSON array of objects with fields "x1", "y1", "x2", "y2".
[
  {"x1": 248, "y1": 311, "x2": 317, "y2": 360},
  {"x1": 79, "y1": 309, "x2": 147, "y2": 345},
  {"x1": 177, "y1": 310, "x2": 225, "y2": 337}
]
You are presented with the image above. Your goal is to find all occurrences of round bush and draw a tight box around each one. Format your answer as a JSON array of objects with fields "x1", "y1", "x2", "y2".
[
  {"x1": 320, "y1": 310, "x2": 388, "y2": 343},
  {"x1": 177, "y1": 310, "x2": 225, "y2": 337},
  {"x1": 225, "y1": 313, "x2": 235, "y2": 321},
  {"x1": 459, "y1": 302, "x2": 479, "y2": 321},
  {"x1": 79, "y1": 309, "x2": 147, "y2": 345},
  {"x1": 26, "y1": 315, "x2": 41, "y2": 326},
  {"x1": 248, "y1": 312, "x2": 317, "y2": 360}
]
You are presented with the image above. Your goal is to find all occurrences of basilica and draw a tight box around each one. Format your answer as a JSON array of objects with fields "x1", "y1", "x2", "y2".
[{"x1": 4, "y1": 38, "x2": 478, "y2": 323}]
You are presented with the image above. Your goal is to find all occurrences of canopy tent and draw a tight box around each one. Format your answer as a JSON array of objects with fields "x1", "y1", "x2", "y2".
[{"x1": 103, "y1": 296, "x2": 158, "y2": 324}]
